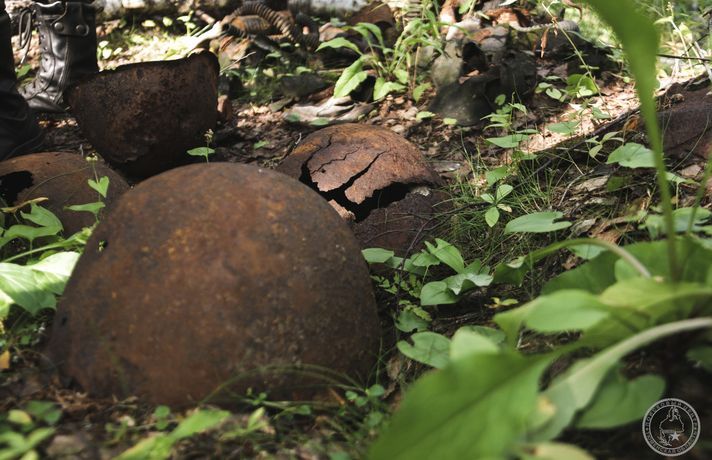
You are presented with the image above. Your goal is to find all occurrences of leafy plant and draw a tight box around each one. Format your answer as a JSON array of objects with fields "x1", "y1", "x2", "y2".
[
  {"x1": 117, "y1": 409, "x2": 229, "y2": 460},
  {"x1": 369, "y1": 1, "x2": 712, "y2": 458},
  {"x1": 0, "y1": 401, "x2": 62, "y2": 460}
]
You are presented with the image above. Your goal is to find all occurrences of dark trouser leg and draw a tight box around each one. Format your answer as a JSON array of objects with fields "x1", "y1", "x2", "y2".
[
  {"x1": 20, "y1": 0, "x2": 98, "y2": 113},
  {"x1": 0, "y1": 0, "x2": 43, "y2": 159}
]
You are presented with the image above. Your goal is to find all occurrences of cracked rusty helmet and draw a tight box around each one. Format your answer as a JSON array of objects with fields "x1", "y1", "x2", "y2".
[
  {"x1": 48, "y1": 163, "x2": 380, "y2": 407},
  {"x1": 277, "y1": 123, "x2": 445, "y2": 256}
]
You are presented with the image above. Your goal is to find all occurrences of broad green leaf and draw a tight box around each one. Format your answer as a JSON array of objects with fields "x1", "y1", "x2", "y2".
[
  {"x1": 642, "y1": 207, "x2": 712, "y2": 239},
  {"x1": 495, "y1": 290, "x2": 610, "y2": 344},
  {"x1": 21, "y1": 204, "x2": 63, "y2": 229},
  {"x1": 425, "y1": 239, "x2": 465, "y2": 273},
  {"x1": 410, "y1": 251, "x2": 440, "y2": 268},
  {"x1": 566, "y1": 74, "x2": 598, "y2": 98},
  {"x1": 444, "y1": 271, "x2": 493, "y2": 295},
  {"x1": 186, "y1": 147, "x2": 214, "y2": 159},
  {"x1": 485, "y1": 166, "x2": 509, "y2": 186},
  {"x1": 353, "y1": 22, "x2": 384, "y2": 48},
  {"x1": 334, "y1": 58, "x2": 368, "y2": 98},
  {"x1": 486, "y1": 134, "x2": 529, "y2": 149},
  {"x1": 4, "y1": 224, "x2": 61, "y2": 242},
  {"x1": 606, "y1": 143, "x2": 655, "y2": 168},
  {"x1": 362, "y1": 248, "x2": 395, "y2": 264},
  {"x1": 504, "y1": 212, "x2": 571, "y2": 234},
  {"x1": 373, "y1": 78, "x2": 405, "y2": 100},
  {"x1": 420, "y1": 281, "x2": 459, "y2": 306},
  {"x1": 547, "y1": 122, "x2": 579, "y2": 135},
  {"x1": 316, "y1": 37, "x2": 361, "y2": 55},
  {"x1": 88, "y1": 176, "x2": 110, "y2": 198},
  {"x1": 485, "y1": 206, "x2": 499, "y2": 227},
  {"x1": 449, "y1": 326, "x2": 504, "y2": 360},
  {"x1": 393, "y1": 69, "x2": 409, "y2": 85},
  {"x1": 66, "y1": 202, "x2": 105, "y2": 216},
  {"x1": 395, "y1": 310, "x2": 430, "y2": 333},
  {"x1": 496, "y1": 184, "x2": 514, "y2": 201},
  {"x1": 597, "y1": 278, "x2": 712, "y2": 321},
  {"x1": 370, "y1": 352, "x2": 553, "y2": 460},
  {"x1": 0, "y1": 263, "x2": 56, "y2": 315},
  {"x1": 28, "y1": 252, "x2": 80, "y2": 295},
  {"x1": 397, "y1": 332, "x2": 451, "y2": 368},
  {"x1": 576, "y1": 371, "x2": 665, "y2": 429},
  {"x1": 530, "y1": 318, "x2": 712, "y2": 441}
]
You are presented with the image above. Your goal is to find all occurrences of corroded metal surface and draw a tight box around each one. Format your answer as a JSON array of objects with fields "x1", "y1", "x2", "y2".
[
  {"x1": 0, "y1": 152, "x2": 129, "y2": 235},
  {"x1": 659, "y1": 87, "x2": 712, "y2": 158},
  {"x1": 353, "y1": 188, "x2": 448, "y2": 256},
  {"x1": 48, "y1": 163, "x2": 380, "y2": 407},
  {"x1": 278, "y1": 123, "x2": 441, "y2": 205},
  {"x1": 65, "y1": 52, "x2": 219, "y2": 179}
]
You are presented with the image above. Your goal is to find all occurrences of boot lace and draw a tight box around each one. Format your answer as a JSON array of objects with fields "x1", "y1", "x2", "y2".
[{"x1": 17, "y1": 6, "x2": 35, "y2": 65}]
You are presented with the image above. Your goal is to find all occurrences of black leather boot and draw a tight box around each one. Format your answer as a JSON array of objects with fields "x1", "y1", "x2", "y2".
[
  {"x1": 0, "y1": 0, "x2": 43, "y2": 159},
  {"x1": 19, "y1": 0, "x2": 98, "y2": 113}
]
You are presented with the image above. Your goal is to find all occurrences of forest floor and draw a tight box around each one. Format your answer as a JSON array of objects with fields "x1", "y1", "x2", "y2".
[{"x1": 2, "y1": 4, "x2": 712, "y2": 459}]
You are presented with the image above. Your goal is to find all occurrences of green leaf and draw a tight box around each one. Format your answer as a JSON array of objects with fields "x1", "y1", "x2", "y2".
[
  {"x1": 530, "y1": 318, "x2": 712, "y2": 441},
  {"x1": 583, "y1": 1, "x2": 660, "y2": 169},
  {"x1": 66, "y1": 202, "x2": 105, "y2": 216},
  {"x1": 495, "y1": 290, "x2": 610, "y2": 343},
  {"x1": 0, "y1": 263, "x2": 56, "y2": 315},
  {"x1": 449, "y1": 326, "x2": 503, "y2": 361},
  {"x1": 393, "y1": 69, "x2": 409, "y2": 85},
  {"x1": 687, "y1": 346, "x2": 712, "y2": 372},
  {"x1": 25, "y1": 401, "x2": 62, "y2": 426},
  {"x1": 88, "y1": 176, "x2": 110, "y2": 198},
  {"x1": 117, "y1": 409, "x2": 229, "y2": 460},
  {"x1": 496, "y1": 184, "x2": 514, "y2": 201},
  {"x1": 370, "y1": 352, "x2": 553, "y2": 460},
  {"x1": 547, "y1": 122, "x2": 579, "y2": 135},
  {"x1": 504, "y1": 212, "x2": 571, "y2": 234},
  {"x1": 413, "y1": 83, "x2": 431, "y2": 102},
  {"x1": 486, "y1": 134, "x2": 529, "y2": 148},
  {"x1": 444, "y1": 271, "x2": 493, "y2": 295},
  {"x1": 606, "y1": 143, "x2": 655, "y2": 168},
  {"x1": 21, "y1": 204, "x2": 63, "y2": 229},
  {"x1": 186, "y1": 147, "x2": 215, "y2": 159},
  {"x1": 424, "y1": 239, "x2": 465, "y2": 273},
  {"x1": 576, "y1": 371, "x2": 665, "y2": 429},
  {"x1": 28, "y1": 252, "x2": 80, "y2": 296},
  {"x1": 4, "y1": 224, "x2": 61, "y2": 242},
  {"x1": 485, "y1": 206, "x2": 500, "y2": 227},
  {"x1": 415, "y1": 111, "x2": 434, "y2": 120},
  {"x1": 485, "y1": 166, "x2": 509, "y2": 186},
  {"x1": 395, "y1": 310, "x2": 430, "y2": 333},
  {"x1": 373, "y1": 78, "x2": 405, "y2": 100},
  {"x1": 566, "y1": 74, "x2": 598, "y2": 98},
  {"x1": 316, "y1": 37, "x2": 361, "y2": 55},
  {"x1": 420, "y1": 281, "x2": 459, "y2": 306},
  {"x1": 362, "y1": 248, "x2": 395, "y2": 264},
  {"x1": 334, "y1": 58, "x2": 369, "y2": 98},
  {"x1": 396, "y1": 332, "x2": 451, "y2": 368}
]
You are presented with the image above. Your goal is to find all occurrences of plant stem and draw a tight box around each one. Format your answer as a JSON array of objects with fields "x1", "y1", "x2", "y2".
[{"x1": 561, "y1": 238, "x2": 652, "y2": 278}]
